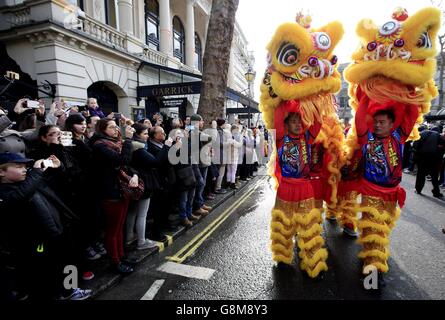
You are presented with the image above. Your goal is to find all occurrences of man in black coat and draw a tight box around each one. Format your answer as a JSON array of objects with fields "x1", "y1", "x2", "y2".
[
  {"x1": 413, "y1": 126, "x2": 445, "y2": 197},
  {"x1": 146, "y1": 126, "x2": 177, "y2": 241}
]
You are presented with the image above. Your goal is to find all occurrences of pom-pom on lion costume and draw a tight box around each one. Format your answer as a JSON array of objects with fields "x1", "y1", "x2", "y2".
[
  {"x1": 342, "y1": 7, "x2": 440, "y2": 275},
  {"x1": 259, "y1": 13, "x2": 345, "y2": 278}
]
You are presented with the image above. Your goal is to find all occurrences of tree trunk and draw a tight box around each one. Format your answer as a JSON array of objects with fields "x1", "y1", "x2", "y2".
[
  {"x1": 197, "y1": 0, "x2": 239, "y2": 125},
  {"x1": 438, "y1": 35, "x2": 445, "y2": 110}
]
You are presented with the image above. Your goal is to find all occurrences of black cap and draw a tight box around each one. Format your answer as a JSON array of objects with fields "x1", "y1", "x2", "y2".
[
  {"x1": 0, "y1": 152, "x2": 33, "y2": 165},
  {"x1": 65, "y1": 113, "x2": 86, "y2": 126}
]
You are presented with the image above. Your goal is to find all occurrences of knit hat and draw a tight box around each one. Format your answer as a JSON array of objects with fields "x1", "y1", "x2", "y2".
[{"x1": 190, "y1": 114, "x2": 203, "y2": 122}]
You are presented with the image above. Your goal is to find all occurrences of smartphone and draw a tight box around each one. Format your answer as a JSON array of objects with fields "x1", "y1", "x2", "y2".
[
  {"x1": 114, "y1": 113, "x2": 122, "y2": 121},
  {"x1": 26, "y1": 100, "x2": 40, "y2": 108},
  {"x1": 42, "y1": 159, "x2": 54, "y2": 169},
  {"x1": 78, "y1": 105, "x2": 88, "y2": 112},
  {"x1": 60, "y1": 131, "x2": 73, "y2": 146}
]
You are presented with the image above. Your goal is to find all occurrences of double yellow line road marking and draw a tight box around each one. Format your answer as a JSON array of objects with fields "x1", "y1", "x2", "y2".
[{"x1": 166, "y1": 177, "x2": 266, "y2": 264}]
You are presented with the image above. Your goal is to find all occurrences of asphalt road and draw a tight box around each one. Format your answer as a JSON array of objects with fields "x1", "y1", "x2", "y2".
[{"x1": 97, "y1": 171, "x2": 445, "y2": 300}]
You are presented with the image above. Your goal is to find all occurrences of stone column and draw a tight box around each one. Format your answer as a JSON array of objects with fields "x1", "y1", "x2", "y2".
[
  {"x1": 159, "y1": 0, "x2": 172, "y2": 56},
  {"x1": 185, "y1": 0, "x2": 196, "y2": 68},
  {"x1": 117, "y1": 0, "x2": 133, "y2": 34}
]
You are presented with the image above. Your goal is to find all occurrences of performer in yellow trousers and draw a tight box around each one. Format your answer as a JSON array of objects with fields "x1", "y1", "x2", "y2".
[
  {"x1": 354, "y1": 87, "x2": 418, "y2": 281},
  {"x1": 343, "y1": 7, "x2": 441, "y2": 284},
  {"x1": 270, "y1": 101, "x2": 328, "y2": 278},
  {"x1": 258, "y1": 13, "x2": 345, "y2": 278}
]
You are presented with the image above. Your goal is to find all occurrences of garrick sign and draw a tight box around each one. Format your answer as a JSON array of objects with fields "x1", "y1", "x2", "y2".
[{"x1": 137, "y1": 81, "x2": 201, "y2": 98}]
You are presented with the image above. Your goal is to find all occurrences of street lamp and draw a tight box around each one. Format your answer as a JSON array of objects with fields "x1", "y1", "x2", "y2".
[
  {"x1": 244, "y1": 67, "x2": 256, "y2": 127},
  {"x1": 244, "y1": 67, "x2": 255, "y2": 86}
]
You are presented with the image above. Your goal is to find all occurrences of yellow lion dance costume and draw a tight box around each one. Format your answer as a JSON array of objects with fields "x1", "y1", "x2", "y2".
[
  {"x1": 342, "y1": 7, "x2": 440, "y2": 276},
  {"x1": 260, "y1": 13, "x2": 345, "y2": 278}
]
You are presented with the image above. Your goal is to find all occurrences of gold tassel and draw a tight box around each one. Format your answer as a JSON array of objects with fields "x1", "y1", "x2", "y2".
[
  {"x1": 298, "y1": 223, "x2": 323, "y2": 238},
  {"x1": 270, "y1": 208, "x2": 295, "y2": 264},
  {"x1": 270, "y1": 221, "x2": 295, "y2": 237},
  {"x1": 357, "y1": 220, "x2": 391, "y2": 234},
  {"x1": 358, "y1": 248, "x2": 390, "y2": 260},
  {"x1": 302, "y1": 261, "x2": 329, "y2": 278},
  {"x1": 357, "y1": 234, "x2": 390, "y2": 246},
  {"x1": 298, "y1": 248, "x2": 328, "y2": 268}
]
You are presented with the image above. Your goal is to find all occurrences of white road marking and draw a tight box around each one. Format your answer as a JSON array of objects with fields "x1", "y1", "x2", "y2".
[
  {"x1": 157, "y1": 262, "x2": 216, "y2": 280},
  {"x1": 140, "y1": 279, "x2": 165, "y2": 300}
]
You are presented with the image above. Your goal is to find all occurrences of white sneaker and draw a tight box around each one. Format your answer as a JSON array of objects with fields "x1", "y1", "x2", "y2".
[{"x1": 137, "y1": 239, "x2": 158, "y2": 250}]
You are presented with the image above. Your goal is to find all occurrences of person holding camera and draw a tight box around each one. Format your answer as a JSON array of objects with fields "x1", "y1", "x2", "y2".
[
  {"x1": 45, "y1": 100, "x2": 70, "y2": 127},
  {"x1": 28, "y1": 124, "x2": 97, "y2": 274},
  {"x1": 89, "y1": 118, "x2": 136, "y2": 274},
  {"x1": 64, "y1": 114, "x2": 107, "y2": 262},
  {"x1": 0, "y1": 152, "x2": 92, "y2": 300},
  {"x1": 126, "y1": 123, "x2": 171, "y2": 249},
  {"x1": 189, "y1": 114, "x2": 213, "y2": 217},
  {"x1": 6, "y1": 98, "x2": 46, "y2": 144},
  {"x1": 171, "y1": 128, "x2": 201, "y2": 227},
  {"x1": 28, "y1": 125, "x2": 72, "y2": 200},
  {"x1": 146, "y1": 126, "x2": 179, "y2": 239}
]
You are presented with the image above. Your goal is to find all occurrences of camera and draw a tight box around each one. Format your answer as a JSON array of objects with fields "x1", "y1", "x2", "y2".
[
  {"x1": 5, "y1": 71, "x2": 20, "y2": 81},
  {"x1": 60, "y1": 131, "x2": 74, "y2": 147},
  {"x1": 78, "y1": 105, "x2": 88, "y2": 112},
  {"x1": 41, "y1": 159, "x2": 54, "y2": 169},
  {"x1": 25, "y1": 100, "x2": 40, "y2": 108},
  {"x1": 114, "y1": 113, "x2": 122, "y2": 121}
]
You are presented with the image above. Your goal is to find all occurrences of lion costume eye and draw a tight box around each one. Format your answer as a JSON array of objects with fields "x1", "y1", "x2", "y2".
[
  {"x1": 313, "y1": 32, "x2": 331, "y2": 51},
  {"x1": 417, "y1": 32, "x2": 432, "y2": 49},
  {"x1": 379, "y1": 21, "x2": 400, "y2": 36},
  {"x1": 276, "y1": 43, "x2": 300, "y2": 66}
]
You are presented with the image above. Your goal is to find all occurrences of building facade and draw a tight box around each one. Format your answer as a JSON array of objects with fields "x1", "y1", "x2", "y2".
[
  {"x1": 226, "y1": 21, "x2": 256, "y2": 124},
  {"x1": 0, "y1": 0, "x2": 256, "y2": 120}
]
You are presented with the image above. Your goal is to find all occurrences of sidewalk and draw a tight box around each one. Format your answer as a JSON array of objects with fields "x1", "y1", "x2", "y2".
[{"x1": 84, "y1": 170, "x2": 265, "y2": 299}]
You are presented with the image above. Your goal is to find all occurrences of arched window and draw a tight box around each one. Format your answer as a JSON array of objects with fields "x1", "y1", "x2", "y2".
[
  {"x1": 145, "y1": 0, "x2": 159, "y2": 50},
  {"x1": 173, "y1": 16, "x2": 185, "y2": 62},
  {"x1": 194, "y1": 33, "x2": 202, "y2": 71}
]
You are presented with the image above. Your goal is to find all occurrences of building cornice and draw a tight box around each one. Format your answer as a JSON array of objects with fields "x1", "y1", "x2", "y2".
[{"x1": 0, "y1": 20, "x2": 158, "y2": 66}]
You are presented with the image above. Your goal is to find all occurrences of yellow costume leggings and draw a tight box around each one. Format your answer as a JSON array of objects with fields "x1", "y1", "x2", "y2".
[
  {"x1": 270, "y1": 198, "x2": 328, "y2": 278},
  {"x1": 325, "y1": 191, "x2": 359, "y2": 231},
  {"x1": 356, "y1": 195, "x2": 401, "y2": 274}
]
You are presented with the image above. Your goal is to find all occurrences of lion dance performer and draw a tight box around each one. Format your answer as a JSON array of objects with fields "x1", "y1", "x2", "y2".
[
  {"x1": 343, "y1": 7, "x2": 441, "y2": 279},
  {"x1": 259, "y1": 13, "x2": 345, "y2": 278}
]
